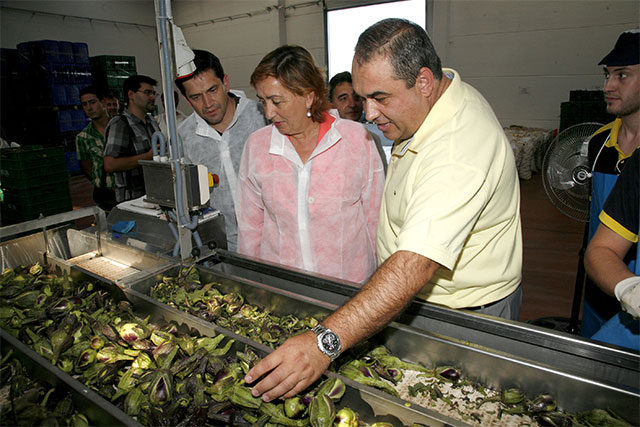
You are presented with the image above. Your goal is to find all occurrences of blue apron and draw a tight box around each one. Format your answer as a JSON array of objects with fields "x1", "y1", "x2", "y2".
[
  {"x1": 591, "y1": 204, "x2": 640, "y2": 351},
  {"x1": 583, "y1": 169, "x2": 638, "y2": 337}
]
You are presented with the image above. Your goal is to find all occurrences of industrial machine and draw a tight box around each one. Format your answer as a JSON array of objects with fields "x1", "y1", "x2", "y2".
[
  {"x1": 0, "y1": 208, "x2": 638, "y2": 425},
  {"x1": 104, "y1": 0, "x2": 227, "y2": 262},
  {"x1": 0, "y1": 2, "x2": 637, "y2": 425}
]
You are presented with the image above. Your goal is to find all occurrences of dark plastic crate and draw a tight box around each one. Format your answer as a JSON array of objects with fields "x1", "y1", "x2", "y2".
[
  {"x1": 3, "y1": 181, "x2": 70, "y2": 206},
  {"x1": 0, "y1": 48, "x2": 18, "y2": 76},
  {"x1": 90, "y1": 55, "x2": 136, "y2": 73},
  {"x1": 1, "y1": 196, "x2": 73, "y2": 223},
  {"x1": 57, "y1": 41, "x2": 74, "y2": 63},
  {"x1": 0, "y1": 145, "x2": 65, "y2": 170},
  {"x1": 72, "y1": 42, "x2": 89, "y2": 64},
  {"x1": 36, "y1": 62, "x2": 68, "y2": 84},
  {"x1": 32, "y1": 40, "x2": 61, "y2": 63},
  {"x1": 1, "y1": 170, "x2": 69, "y2": 191},
  {"x1": 70, "y1": 109, "x2": 88, "y2": 131},
  {"x1": 45, "y1": 83, "x2": 70, "y2": 106},
  {"x1": 64, "y1": 151, "x2": 81, "y2": 173},
  {"x1": 65, "y1": 85, "x2": 80, "y2": 106},
  {"x1": 17, "y1": 42, "x2": 32, "y2": 66},
  {"x1": 57, "y1": 110, "x2": 74, "y2": 132},
  {"x1": 569, "y1": 90, "x2": 604, "y2": 102},
  {"x1": 72, "y1": 64, "x2": 92, "y2": 84}
]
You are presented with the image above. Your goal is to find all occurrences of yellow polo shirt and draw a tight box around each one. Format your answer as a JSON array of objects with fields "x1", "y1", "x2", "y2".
[{"x1": 377, "y1": 69, "x2": 522, "y2": 309}]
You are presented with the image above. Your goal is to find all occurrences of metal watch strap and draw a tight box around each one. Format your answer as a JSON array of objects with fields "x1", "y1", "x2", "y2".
[{"x1": 312, "y1": 324, "x2": 341, "y2": 361}]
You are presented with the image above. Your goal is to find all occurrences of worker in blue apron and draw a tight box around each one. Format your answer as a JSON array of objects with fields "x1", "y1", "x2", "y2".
[
  {"x1": 585, "y1": 149, "x2": 640, "y2": 351},
  {"x1": 582, "y1": 29, "x2": 640, "y2": 338}
]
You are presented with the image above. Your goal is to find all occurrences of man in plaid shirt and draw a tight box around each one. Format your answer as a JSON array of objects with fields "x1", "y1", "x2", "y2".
[
  {"x1": 104, "y1": 75, "x2": 161, "y2": 203},
  {"x1": 76, "y1": 85, "x2": 116, "y2": 211}
]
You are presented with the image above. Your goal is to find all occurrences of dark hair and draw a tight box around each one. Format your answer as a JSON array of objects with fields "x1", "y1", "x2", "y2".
[
  {"x1": 328, "y1": 71, "x2": 352, "y2": 102},
  {"x1": 103, "y1": 90, "x2": 119, "y2": 100},
  {"x1": 175, "y1": 50, "x2": 225, "y2": 96},
  {"x1": 123, "y1": 74, "x2": 157, "y2": 102},
  {"x1": 79, "y1": 85, "x2": 104, "y2": 100},
  {"x1": 250, "y1": 45, "x2": 329, "y2": 123},
  {"x1": 354, "y1": 18, "x2": 442, "y2": 88}
]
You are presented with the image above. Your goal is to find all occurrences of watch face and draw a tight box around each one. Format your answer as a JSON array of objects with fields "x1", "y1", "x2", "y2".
[{"x1": 321, "y1": 332, "x2": 339, "y2": 352}]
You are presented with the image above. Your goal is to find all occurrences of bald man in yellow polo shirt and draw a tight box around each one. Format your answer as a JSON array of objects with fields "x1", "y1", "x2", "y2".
[{"x1": 244, "y1": 18, "x2": 522, "y2": 402}]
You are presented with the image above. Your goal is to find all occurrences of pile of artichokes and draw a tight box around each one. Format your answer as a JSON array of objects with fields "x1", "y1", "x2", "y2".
[
  {"x1": 0, "y1": 264, "x2": 411, "y2": 426},
  {"x1": 0, "y1": 349, "x2": 89, "y2": 426},
  {"x1": 149, "y1": 265, "x2": 633, "y2": 427}
]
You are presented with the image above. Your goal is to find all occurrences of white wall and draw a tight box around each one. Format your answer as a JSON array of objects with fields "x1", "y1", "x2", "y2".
[
  {"x1": 172, "y1": 0, "x2": 325, "y2": 100},
  {"x1": 429, "y1": 0, "x2": 639, "y2": 128},
  {"x1": 2, "y1": 0, "x2": 638, "y2": 129},
  {"x1": 0, "y1": 1, "x2": 161, "y2": 82}
]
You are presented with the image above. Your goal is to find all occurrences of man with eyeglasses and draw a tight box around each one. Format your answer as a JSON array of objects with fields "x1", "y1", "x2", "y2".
[
  {"x1": 104, "y1": 74, "x2": 161, "y2": 203},
  {"x1": 583, "y1": 30, "x2": 640, "y2": 339}
]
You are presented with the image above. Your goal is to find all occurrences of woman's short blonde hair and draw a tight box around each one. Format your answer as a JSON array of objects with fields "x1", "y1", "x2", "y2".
[{"x1": 251, "y1": 45, "x2": 329, "y2": 123}]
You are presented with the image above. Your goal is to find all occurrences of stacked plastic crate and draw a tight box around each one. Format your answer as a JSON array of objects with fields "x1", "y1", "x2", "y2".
[
  {"x1": 90, "y1": 55, "x2": 137, "y2": 105},
  {"x1": 1, "y1": 48, "x2": 21, "y2": 143},
  {"x1": 13, "y1": 40, "x2": 93, "y2": 174},
  {"x1": 0, "y1": 145, "x2": 72, "y2": 225},
  {"x1": 559, "y1": 90, "x2": 614, "y2": 131}
]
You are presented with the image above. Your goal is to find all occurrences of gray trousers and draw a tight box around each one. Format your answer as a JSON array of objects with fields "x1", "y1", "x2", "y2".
[{"x1": 466, "y1": 285, "x2": 522, "y2": 321}]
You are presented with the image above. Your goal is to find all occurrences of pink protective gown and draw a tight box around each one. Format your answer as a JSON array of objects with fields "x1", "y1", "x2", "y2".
[{"x1": 237, "y1": 115, "x2": 385, "y2": 283}]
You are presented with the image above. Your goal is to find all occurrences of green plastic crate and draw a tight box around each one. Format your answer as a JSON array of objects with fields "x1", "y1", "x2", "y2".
[
  {"x1": 0, "y1": 161, "x2": 67, "y2": 179},
  {"x1": 0, "y1": 146, "x2": 64, "y2": 170},
  {"x1": 0, "y1": 170, "x2": 69, "y2": 191},
  {"x1": 90, "y1": 55, "x2": 136, "y2": 73},
  {"x1": 1, "y1": 197, "x2": 72, "y2": 224},
  {"x1": 2, "y1": 182, "x2": 70, "y2": 207}
]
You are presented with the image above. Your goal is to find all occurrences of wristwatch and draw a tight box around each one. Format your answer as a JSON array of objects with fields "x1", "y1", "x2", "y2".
[{"x1": 312, "y1": 324, "x2": 342, "y2": 361}]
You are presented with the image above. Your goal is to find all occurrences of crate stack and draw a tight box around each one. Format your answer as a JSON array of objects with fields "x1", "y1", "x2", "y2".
[
  {"x1": 1, "y1": 48, "x2": 21, "y2": 143},
  {"x1": 90, "y1": 55, "x2": 137, "y2": 105},
  {"x1": 559, "y1": 90, "x2": 615, "y2": 132},
  {"x1": 10, "y1": 40, "x2": 94, "y2": 175},
  {"x1": 0, "y1": 145, "x2": 72, "y2": 225}
]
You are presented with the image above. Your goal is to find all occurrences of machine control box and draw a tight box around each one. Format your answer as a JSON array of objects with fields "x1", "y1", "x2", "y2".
[{"x1": 140, "y1": 160, "x2": 209, "y2": 210}]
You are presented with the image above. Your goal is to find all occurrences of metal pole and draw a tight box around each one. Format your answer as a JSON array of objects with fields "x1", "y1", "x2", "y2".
[{"x1": 153, "y1": 0, "x2": 192, "y2": 260}]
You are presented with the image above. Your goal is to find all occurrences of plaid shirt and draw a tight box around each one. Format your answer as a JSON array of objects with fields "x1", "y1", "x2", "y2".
[
  {"x1": 104, "y1": 109, "x2": 160, "y2": 202},
  {"x1": 75, "y1": 121, "x2": 114, "y2": 189}
]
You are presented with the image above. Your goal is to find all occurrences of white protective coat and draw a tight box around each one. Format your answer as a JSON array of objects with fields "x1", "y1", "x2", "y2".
[{"x1": 237, "y1": 117, "x2": 384, "y2": 283}]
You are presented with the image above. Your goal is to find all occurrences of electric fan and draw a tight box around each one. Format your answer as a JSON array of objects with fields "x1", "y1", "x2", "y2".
[
  {"x1": 534, "y1": 122, "x2": 603, "y2": 334},
  {"x1": 541, "y1": 122, "x2": 604, "y2": 222}
]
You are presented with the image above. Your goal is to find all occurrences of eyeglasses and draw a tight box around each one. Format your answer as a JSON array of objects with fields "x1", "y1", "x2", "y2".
[{"x1": 137, "y1": 89, "x2": 157, "y2": 96}]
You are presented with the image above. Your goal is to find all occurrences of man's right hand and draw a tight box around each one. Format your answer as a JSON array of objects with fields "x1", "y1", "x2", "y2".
[{"x1": 614, "y1": 276, "x2": 640, "y2": 318}]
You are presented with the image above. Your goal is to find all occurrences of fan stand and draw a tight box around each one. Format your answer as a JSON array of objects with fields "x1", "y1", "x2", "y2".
[
  {"x1": 528, "y1": 122, "x2": 604, "y2": 335},
  {"x1": 527, "y1": 223, "x2": 586, "y2": 334}
]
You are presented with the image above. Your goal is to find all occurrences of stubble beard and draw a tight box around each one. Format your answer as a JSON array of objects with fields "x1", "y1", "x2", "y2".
[{"x1": 607, "y1": 99, "x2": 640, "y2": 118}]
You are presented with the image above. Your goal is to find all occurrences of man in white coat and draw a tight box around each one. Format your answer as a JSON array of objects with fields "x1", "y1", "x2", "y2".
[{"x1": 176, "y1": 49, "x2": 266, "y2": 251}]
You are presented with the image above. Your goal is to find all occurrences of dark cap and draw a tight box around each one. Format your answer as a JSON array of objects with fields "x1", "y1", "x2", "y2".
[{"x1": 599, "y1": 30, "x2": 640, "y2": 66}]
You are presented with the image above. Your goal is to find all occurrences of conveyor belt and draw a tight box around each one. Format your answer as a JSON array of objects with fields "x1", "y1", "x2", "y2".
[{"x1": 67, "y1": 251, "x2": 141, "y2": 282}]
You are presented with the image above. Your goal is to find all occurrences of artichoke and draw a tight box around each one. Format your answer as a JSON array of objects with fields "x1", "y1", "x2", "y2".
[
  {"x1": 76, "y1": 348, "x2": 97, "y2": 369},
  {"x1": 147, "y1": 369, "x2": 172, "y2": 406},
  {"x1": 118, "y1": 322, "x2": 150, "y2": 343},
  {"x1": 96, "y1": 345, "x2": 134, "y2": 364},
  {"x1": 528, "y1": 393, "x2": 558, "y2": 413},
  {"x1": 315, "y1": 376, "x2": 346, "y2": 402},
  {"x1": 335, "y1": 407, "x2": 359, "y2": 427},
  {"x1": 229, "y1": 383, "x2": 262, "y2": 409},
  {"x1": 284, "y1": 396, "x2": 306, "y2": 419},
  {"x1": 124, "y1": 386, "x2": 145, "y2": 416},
  {"x1": 111, "y1": 368, "x2": 137, "y2": 401},
  {"x1": 131, "y1": 352, "x2": 156, "y2": 374},
  {"x1": 310, "y1": 393, "x2": 336, "y2": 427}
]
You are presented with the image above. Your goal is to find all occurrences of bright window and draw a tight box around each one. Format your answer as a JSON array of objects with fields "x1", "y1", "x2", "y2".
[{"x1": 326, "y1": 0, "x2": 426, "y2": 80}]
